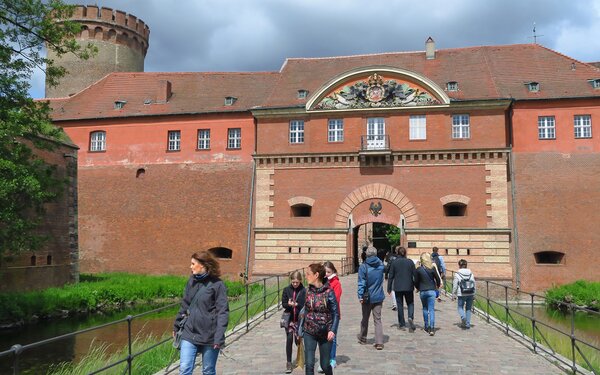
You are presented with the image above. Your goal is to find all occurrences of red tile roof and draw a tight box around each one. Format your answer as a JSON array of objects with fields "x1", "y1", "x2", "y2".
[
  {"x1": 47, "y1": 72, "x2": 279, "y2": 121},
  {"x1": 46, "y1": 43, "x2": 600, "y2": 121}
]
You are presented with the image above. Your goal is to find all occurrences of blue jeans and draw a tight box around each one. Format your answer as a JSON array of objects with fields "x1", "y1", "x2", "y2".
[
  {"x1": 457, "y1": 295, "x2": 474, "y2": 327},
  {"x1": 179, "y1": 339, "x2": 220, "y2": 375},
  {"x1": 303, "y1": 332, "x2": 332, "y2": 375},
  {"x1": 419, "y1": 290, "x2": 436, "y2": 330}
]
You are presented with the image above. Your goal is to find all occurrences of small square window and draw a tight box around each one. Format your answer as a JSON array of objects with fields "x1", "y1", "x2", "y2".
[
  {"x1": 446, "y1": 82, "x2": 458, "y2": 91},
  {"x1": 525, "y1": 82, "x2": 540, "y2": 92},
  {"x1": 574, "y1": 115, "x2": 592, "y2": 138},
  {"x1": 588, "y1": 79, "x2": 600, "y2": 89},
  {"x1": 114, "y1": 100, "x2": 126, "y2": 109},
  {"x1": 224, "y1": 97, "x2": 237, "y2": 106},
  {"x1": 297, "y1": 90, "x2": 309, "y2": 99},
  {"x1": 167, "y1": 130, "x2": 181, "y2": 151},
  {"x1": 290, "y1": 120, "x2": 304, "y2": 144},
  {"x1": 197, "y1": 129, "x2": 210, "y2": 149},
  {"x1": 228, "y1": 128, "x2": 241, "y2": 149}
]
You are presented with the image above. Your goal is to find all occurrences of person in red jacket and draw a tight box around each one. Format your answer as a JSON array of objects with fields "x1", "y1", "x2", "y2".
[{"x1": 323, "y1": 261, "x2": 342, "y2": 369}]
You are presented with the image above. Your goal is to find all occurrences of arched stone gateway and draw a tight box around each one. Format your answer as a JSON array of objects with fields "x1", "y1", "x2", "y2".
[{"x1": 334, "y1": 183, "x2": 419, "y2": 228}]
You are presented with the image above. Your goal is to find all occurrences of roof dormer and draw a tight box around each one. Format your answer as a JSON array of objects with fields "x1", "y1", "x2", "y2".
[
  {"x1": 225, "y1": 96, "x2": 237, "y2": 106},
  {"x1": 525, "y1": 82, "x2": 540, "y2": 92},
  {"x1": 297, "y1": 89, "x2": 309, "y2": 99},
  {"x1": 446, "y1": 81, "x2": 458, "y2": 92},
  {"x1": 588, "y1": 79, "x2": 600, "y2": 89}
]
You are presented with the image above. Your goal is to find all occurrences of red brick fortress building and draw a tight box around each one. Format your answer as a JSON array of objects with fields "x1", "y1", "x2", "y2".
[{"x1": 45, "y1": 7, "x2": 600, "y2": 290}]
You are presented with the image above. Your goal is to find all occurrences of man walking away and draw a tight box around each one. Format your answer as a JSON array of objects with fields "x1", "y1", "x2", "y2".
[
  {"x1": 452, "y1": 259, "x2": 476, "y2": 329},
  {"x1": 387, "y1": 246, "x2": 417, "y2": 331},
  {"x1": 357, "y1": 246, "x2": 385, "y2": 350}
]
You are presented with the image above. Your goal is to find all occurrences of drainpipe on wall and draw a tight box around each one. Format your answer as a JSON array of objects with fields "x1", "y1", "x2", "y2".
[
  {"x1": 244, "y1": 117, "x2": 259, "y2": 282},
  {"x1": 507, "y1": 103, "x2": 521, "y2": 289}
]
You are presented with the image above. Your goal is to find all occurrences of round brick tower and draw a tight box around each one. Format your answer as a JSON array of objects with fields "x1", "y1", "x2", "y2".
[{"x1": 45, "y1": 5, "x2": 150, "y2": 98}]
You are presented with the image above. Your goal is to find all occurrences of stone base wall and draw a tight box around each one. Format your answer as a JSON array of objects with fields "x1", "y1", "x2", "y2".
[
  {"x1": 405, "y1": 231, "x2": 512, "y2": 280},
  {"x1": 253, "y1": 230, "x2": 347, "y2": 275}
]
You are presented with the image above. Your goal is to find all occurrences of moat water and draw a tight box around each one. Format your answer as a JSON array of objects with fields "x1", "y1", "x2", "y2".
[{"x1": 0, "y1": 305, "x2": 179, "y2": 374}]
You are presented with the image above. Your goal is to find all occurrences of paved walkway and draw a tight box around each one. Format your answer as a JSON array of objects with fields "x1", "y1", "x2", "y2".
[{"x1": 214, "y1": 274, "x2": 562, "y2": 374}]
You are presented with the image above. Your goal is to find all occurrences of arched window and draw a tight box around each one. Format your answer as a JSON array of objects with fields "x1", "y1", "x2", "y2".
[
  {"x1": 288, "y1": 196, "x2": 315, "y2": 217},
  {"x1": 208, "y1": 247, "x2": 233, "y2": 259},
  {"x1": 440, "y1": 194, "x2": 470, "y2": 217},
  {"x1": 291, "y1": 204, "x2": 312, "y2": 217},
  {"x1": 443, "y1": 202, "x2": 467, "y2": 216},
  {"x1": 534, "y1": 251, "x2": 565, "y2": 265}
]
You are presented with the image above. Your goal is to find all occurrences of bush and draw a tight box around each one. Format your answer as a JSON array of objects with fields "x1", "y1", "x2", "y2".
[{"x1": 545, "y1": 280, "x2": 600, "y2": 310}]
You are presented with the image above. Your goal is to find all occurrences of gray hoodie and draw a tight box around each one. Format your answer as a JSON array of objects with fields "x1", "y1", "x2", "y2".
[{"x1": 452, "y1": 268, "x2": 475, "y2": 297}]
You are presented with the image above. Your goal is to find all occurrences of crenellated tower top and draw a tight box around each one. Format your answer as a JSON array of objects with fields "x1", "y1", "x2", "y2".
[{"x1": 45, "y1": 5, "x2": 151, "y2": 98}]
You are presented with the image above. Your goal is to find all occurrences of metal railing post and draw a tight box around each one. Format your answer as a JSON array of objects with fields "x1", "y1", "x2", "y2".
[
  {"x1": 505, "y1": 285, "x2": 509, "y2": 335},
  {"x1": 531, "y1": 293, "x2": 537, "y2": 353},
  {"x1": 277, "y1": 275, "x2": 281, "y2": 308},
  {"x1": 263, "y1": 278, "x2": 267, "y2": 319},
  {"x1": 127, "y1": 315, "x2": 133, "y2": 375},
  {"x1": 486, "y1": 281, "x2": 490, "y2": 323},
  {"x1": 11, "y1": 344, "x2": 22, "y2": 375},
  {"x1": 245, "y1": 283, "x2": 250, "y2": 332},
  {"x1": 570, "y1": 304, "x2": 576, "y2": 374}
]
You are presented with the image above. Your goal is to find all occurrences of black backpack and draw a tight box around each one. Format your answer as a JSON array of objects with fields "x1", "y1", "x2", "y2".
[{"x1": 458, "y1": 273, "x2": 475, "y2": 295}]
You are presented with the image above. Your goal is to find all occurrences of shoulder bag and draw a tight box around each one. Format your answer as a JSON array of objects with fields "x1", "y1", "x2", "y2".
[
  {"x1": 280, "y1": 290, "x2": 296, "y2": 329},
  {"x1": 173, "y1": 283, "x2": 206, "y2": 349}
]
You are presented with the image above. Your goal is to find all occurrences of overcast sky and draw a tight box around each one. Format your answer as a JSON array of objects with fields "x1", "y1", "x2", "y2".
[{"x1": 30, "y1": 0, "x2": 600, "y2": 98}]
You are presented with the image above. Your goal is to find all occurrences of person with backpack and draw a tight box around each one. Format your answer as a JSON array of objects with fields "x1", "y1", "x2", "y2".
[
  {"x1": 452, "y1": 259, "x2": 476, "y2": 329},
  {"x1": 299, "y1": 263, "x2": 339, "y2": 375},
  {"x1": 431, "y1": 247, "x2": 446, "y2": 301}
]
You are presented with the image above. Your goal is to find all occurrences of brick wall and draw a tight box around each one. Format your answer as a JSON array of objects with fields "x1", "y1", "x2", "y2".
[
  {"x1": 0, "y1": 141, "x2": 78, "y2": 292},
  {"x1": 77, "y1": 162, "x2": 252, "y2": 278},
  {"x1": 513, "y1": 152, "x2": 600, "y2": 291}
]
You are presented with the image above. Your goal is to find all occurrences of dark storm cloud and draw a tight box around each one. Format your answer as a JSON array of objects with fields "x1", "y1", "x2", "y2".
[{"x1": 29, "y1": 0, "x2": 600, "y2": 98}]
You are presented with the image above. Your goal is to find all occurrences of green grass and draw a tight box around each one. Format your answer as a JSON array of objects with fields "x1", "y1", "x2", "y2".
[
  {"x1": 0, "y1": 273, "x2": 257, "y2": 322},
  {"x1": 45, "y1": 281, "x2": 283, "y2": 375},
  {"x1": 545, "y1": 280, "x2": 600, "y2": 310},
  {"x1": 473, "y1": 296, "x2": 600, "y2": 373}
]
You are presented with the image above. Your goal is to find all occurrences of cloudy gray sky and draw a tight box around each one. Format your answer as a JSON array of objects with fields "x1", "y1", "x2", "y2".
[{"x1": 30, "y1": 0, "x2": 600, "y2": 98}]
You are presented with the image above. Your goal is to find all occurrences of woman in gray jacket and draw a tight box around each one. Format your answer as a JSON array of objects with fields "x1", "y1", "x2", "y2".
[{"x1": 174, "y1": 251, "x2": 229, "y2": 375}]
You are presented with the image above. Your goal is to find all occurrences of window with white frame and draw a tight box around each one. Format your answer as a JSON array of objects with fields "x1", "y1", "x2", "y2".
[
  {"x1": 289, "y1": 120, "x2": 304, "y2": 144},
  {"x1": 574, "y1": 115, "x2": 592, "y2": 138},
  {"x1": 90, "y1": 131, "x2": 106, "y2": 151},
  {"x1": 409, "y1": 115, "x2": 427, "y2": 140},
  {"x1": 452, "y1": 114, "x2": 470, "y2": 139},
  {"x1": 197, "y1": 129, "x2": 210, "y2": 149},
  {"x1": 328, "y1": 119, "x2": 344, "y2": 142},
  {"x1": 538, "y1": 116, "x2": 556, "y2": 139},
  {"x1": 228, "y1": 128, "x2": 241, "y2": 149},
  {"x1": 167, "y1": 130, "x2": 181, "y2": 151}
]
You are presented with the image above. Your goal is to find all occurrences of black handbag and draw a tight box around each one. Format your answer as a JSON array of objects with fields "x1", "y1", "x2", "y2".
[{"x1": 280, "y1": 311, "x2": 291, "y2": 328}]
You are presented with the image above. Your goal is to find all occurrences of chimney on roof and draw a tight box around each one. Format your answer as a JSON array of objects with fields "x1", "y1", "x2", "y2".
[
  {"x1": 157, "y1": 80, "x2": 172, "y2": 103},
  {"x1": 426, "y1": 37, "x2": 435, "y2": 60}
]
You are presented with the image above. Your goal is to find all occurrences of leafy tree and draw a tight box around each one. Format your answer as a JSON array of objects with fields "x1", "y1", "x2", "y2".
[
  {"x1": 385, "y1": 225, "x2": 401, "y2": 248},
  {"x1": 0, "y1": 0, "x2": 95, "y2": 257}
]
